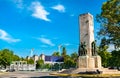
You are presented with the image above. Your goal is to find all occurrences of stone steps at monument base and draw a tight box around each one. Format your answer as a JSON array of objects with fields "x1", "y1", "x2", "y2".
[
  {"x1": 71, "y1": 68, "x2": 99, "y2": 74},
  {"x1": 60, "y1": 68, "x2": 120, "y2": 74},
  {"x1": 102, "y1": 71, "x2": 120, "y2": 74},
  {"x1": 101, "y1": 68, "x2": 118, "y2": 72},
  {"x1": 59, "y1": 68, "x2": 76, "y2": 74},
  {"x1": 101, "y1": 68, "x2": 120, "y2": 74},
  {"x1": 60, "y1": 68, "x2": 100, "y2": 74}
]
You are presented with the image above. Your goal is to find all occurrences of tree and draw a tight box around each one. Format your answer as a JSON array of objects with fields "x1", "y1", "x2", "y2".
[
  {"x1": 20, "y1": 57, "x2": 25, "y2": 61},
  {"x1": 52, "y1": 52, "x2": 60, "y2": 56},
  {"x1": 99, "y1": 37, "x2": 108, "y2": 49},
  {"x1": 44, "y1": 64, "x2": 51, "y2": 69},
  {"x1": 61, "y1": 47, "x2": 67, "y2": 57},
  {"x1": 98, "y1": 40, "x2": 112, "y2": 67},
  {"x1": 97, "y1": 0, "x2": 120, "y2": 49},
  {"x1": 110, "y1": 50, "x2": 120, "y2": 67},
  {"x1": 71, "y1": 52, "x2": 78, "y2": 61},
  {"x1": 70, "y1": 52, "x2": 78, "y2": 67},
  {"x1": 63, "y1": 59, "x2": 76, "y2": 69},
  {"x1": 27, "y1": 58, "x2": 34, "y2": 64},
  {"x1": 0, "y1": 49, "x2": 14, "y2": 67},
  {"x1": 13, "y1": 55, "x2": 20, "y2": 61},
  {"x1": 0, "y1": 49, "x2": 21, "y2": 68},
  {"x1": 36, "y1": 59, "x2": 44, "y2": 69},
  {"x1": 52, "y1": 63, "x2": 60, "y2": 70}
]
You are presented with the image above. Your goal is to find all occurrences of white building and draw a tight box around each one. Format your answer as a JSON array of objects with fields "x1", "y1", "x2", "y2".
[{"x1": 27, "y1": 54, "x2": 64, "y2": 64}]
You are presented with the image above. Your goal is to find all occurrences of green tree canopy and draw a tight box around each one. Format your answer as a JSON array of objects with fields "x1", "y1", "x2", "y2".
[
  {"x1": 110, "y1": 50, "x2": 120, "y2": 67},
  {"x1": 36, "y1": 59, "x2": 44, "y2": 69},
  {"x1": 71, "y1": 52, "x2": 78, "y2": 61},
  {"x1": 13, "y1": 55, "x2": 20, "y2": 61},
  {"x1": 63, "y1": 59, "x2": 76, "y2": 69},
  {"x1": 52, "y1": 52, "x2": 60, "y2": 56},
  {"x1": 97, "y1": 0, "x2": 120, "y2": 49},
  {"x1": 61, "y1": 47, "x2": 67, "y2": 57},
  {"x1": 27, "y1": 58, "x2": 34, "y2": 64},
  {"x1": 0, "y1": 49, "x2": 21, "y2": 68},
  {"x1": 98, "y1": 40, "x2": 112, "y2": 67}
]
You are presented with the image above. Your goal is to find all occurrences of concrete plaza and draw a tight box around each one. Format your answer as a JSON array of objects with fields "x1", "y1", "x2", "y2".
[{"x1": 0, "y1": 71, "x2": 54, "y2": 78}]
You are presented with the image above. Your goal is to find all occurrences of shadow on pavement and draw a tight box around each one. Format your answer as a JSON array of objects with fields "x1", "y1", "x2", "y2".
[{"x1": 30, "y1": 76, "x2": 69, "y2": 78}]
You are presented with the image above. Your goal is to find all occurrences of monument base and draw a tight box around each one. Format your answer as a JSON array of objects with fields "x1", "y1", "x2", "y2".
[
  {"x1": 77, "y1": 55, "x2": 101, "y2": 69},
  {"x1": 92, "y1": 55, "x2": 101, "y2": 68},
  {"x1": 60, "y1": 68, "x2": 120, "y2": 74},
  {"x1": 60, "y1": 55, "x2": 102, "y2": 74},
  {"x1": 60, "y1": 55, "x2": 120, "y2": 74}
]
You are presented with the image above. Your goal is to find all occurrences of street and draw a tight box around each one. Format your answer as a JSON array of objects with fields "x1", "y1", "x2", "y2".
[{"x1": 0, "y1": 71, "x2": 54, "y2": 78}]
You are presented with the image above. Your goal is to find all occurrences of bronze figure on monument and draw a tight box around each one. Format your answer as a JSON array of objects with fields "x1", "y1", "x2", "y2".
[
  {"x1": 78, "y1": 42, "x2": 87, "y2": 56},
  {"x1": 91, "y1": 40, "x2": 98, "y2": 56}
]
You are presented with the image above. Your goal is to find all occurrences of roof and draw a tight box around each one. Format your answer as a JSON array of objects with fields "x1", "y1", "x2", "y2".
[{"x1": 45, "y1": 56, "x2": 64, "y2": 62}]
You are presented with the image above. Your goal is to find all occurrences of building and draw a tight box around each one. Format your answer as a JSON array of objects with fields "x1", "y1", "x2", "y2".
[
  {"x1": 27, "y1": 54, "x2": 64, "y2": 64},
  {"x1": 32, "y1": 55, "x2": 39, "y2": 62},
  {"x1": 10, "y1": 61, "x2": 36, "y2": 71},
  {"x1": 40, "y1": 54, "x2": 64, "y2": 64}
]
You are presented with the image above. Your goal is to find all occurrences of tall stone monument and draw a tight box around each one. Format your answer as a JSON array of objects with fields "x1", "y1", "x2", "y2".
[
  {"x1": 78, "y1": 13, "x2": 101, "y2": 69},
  {"x1": 60, "y1": 13, "x2": 120, "y2": 74}
]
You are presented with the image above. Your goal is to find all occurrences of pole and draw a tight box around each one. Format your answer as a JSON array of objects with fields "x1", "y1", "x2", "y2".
[
  {"x1": 59, "y1": 62, "x2": 60, "y2": 72},
  {"x1": 58, "y1": 45, "x2": 62, "y2": 53},
  {"x1": 31, "y1": 48, "x2": 34, "y2": 57}
]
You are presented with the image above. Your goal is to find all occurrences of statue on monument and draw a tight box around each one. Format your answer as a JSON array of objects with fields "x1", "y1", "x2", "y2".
[
  {"x1": 91, "y1": 40, "x2": 98, "y2": 56},
  {"x1": 78, "y1": 42, "x2": 87, "y2": 56}
]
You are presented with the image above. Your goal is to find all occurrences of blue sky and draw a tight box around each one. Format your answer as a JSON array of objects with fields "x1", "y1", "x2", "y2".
[{"x1": 0, "y1": 0, "x2": 107, "y2": 57}]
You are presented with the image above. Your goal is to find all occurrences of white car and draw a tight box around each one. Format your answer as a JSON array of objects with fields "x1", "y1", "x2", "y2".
[{"x1": 0, "y1": 69, "x2": 7, "y2": 72}]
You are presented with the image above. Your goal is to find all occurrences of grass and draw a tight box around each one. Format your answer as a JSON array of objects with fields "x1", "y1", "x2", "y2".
[{"x1": 50, "y1": 73, "x2": 120, "y2": 77}]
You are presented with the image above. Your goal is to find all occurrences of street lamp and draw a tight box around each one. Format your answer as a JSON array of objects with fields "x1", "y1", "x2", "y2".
[
  {"x1": 58, "y1": 45, "x2": 62, "y2": 53},
  {"x1": 58, "y1": 45, "x2": 62, "y2": 72}
]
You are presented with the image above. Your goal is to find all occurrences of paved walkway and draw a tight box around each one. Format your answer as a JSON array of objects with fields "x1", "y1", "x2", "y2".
[{"x1": 0, "y1": 71, "x2": 52, "y2": 78}]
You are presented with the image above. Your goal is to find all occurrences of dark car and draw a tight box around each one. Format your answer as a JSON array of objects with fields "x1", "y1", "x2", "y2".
[
  {"x1": 117, "y1": 67, "x2": 120, "y2": 71},
  {"x1": 8, "y1": 69, "x2": 15, "y2": 72}
]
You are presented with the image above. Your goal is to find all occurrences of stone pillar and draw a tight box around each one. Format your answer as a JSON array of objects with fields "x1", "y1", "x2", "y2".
[
  {"x1": 78, "y1": 13, "x2": 102, "y2": 69},
  {"x1": 93, "y1": 56, "x2": 101, "y2": 68},
  {"x1": 79, "y1": 13, "x2": 94, "y2": 57},
  {"x1": 88, "y1": 58, "x2": 95, "y2": 69},
  {"x1": 78, "y1": 56, "x2": 89, "y2": 68}
]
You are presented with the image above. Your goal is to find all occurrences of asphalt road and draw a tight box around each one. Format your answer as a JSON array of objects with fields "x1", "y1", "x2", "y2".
[{"x1": 0, "y1": 71, "x2": 54, "y2": 78}]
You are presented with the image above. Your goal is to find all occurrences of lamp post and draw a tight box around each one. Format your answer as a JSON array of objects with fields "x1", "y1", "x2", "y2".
[
  {"x1": 58, "y1": 45, "x2": 62, "y2": 53},
  {"x1": 59, "y1": 62, "x2": 60, "y2": 72},
  {"x1": 58, "y1": 45, "x2": 62, "y2": 72},
  {"x1": 51, "y1": 57, "x2": 53, "y2": 71},
  {"x1": 30, "y1": 48, "x2": 34, "y2": 57}
]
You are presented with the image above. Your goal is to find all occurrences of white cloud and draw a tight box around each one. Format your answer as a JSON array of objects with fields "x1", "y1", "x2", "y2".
[
  {"x1": 14, "y1": 0, "x2": 24, "y2": 9},
  {"x1": 38, "y1": 37, "x2": 55, "y2": 46},
  {"x1": 51, "y1": 4, "x2": 65, "y2": 13},
  {"x1": 107, "y1": 44, "x2": 115, "y2": 52},
  {"x1": 0, "y1": 29, "x2": 21, "y2": 43},
  {"x1": 64, "y1": 43, "x2": 71, "y2": 46},
  {"x1": 31, "y1": 1, "x2": 50, "y2": 21}
]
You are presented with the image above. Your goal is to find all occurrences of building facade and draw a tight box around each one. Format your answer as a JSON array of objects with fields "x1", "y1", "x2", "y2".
[{"x1": 27, "y1": 54, "x2": 64, "y2": 64}]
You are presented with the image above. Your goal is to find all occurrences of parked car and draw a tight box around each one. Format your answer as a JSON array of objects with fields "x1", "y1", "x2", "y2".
[
  {"x1": 108, "y1": 66, "x2": 120, "y2": 71},
  {"x1": 8, "y1": 69, "x2": 15, "y2": 72},
  {"x1": 0, "y1": 69, "x2": 7, "y2": 72},
  {"x1": 117, "y1": 67, "x2": 120, "y2": 71},
  {"x1": 108, "y1": 66, "x2": 117, "y2": 69}
]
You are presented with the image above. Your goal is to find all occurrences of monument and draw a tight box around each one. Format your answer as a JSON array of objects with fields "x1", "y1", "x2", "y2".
[
  {"x1": 61, "y1": 13, "x2": 102, "y2": 74},
  {"x1": 77, "y1": 13, "x2": 101, "y2": 69},
  {"x1": 60, "y1": 13, "x2": 120, "y2": 74}
]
